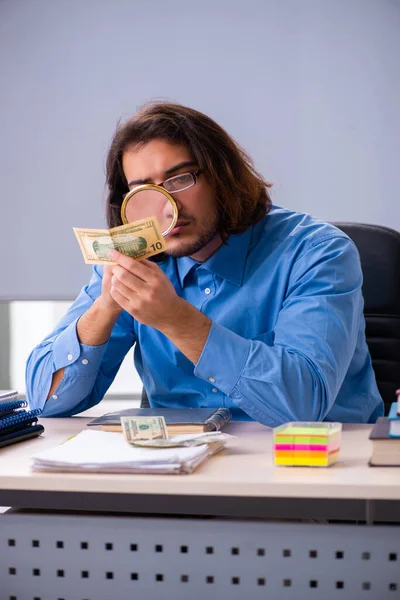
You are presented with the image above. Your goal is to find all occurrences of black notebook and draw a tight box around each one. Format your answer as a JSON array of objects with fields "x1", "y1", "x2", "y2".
[
  {"x1": 87, "y1": 407, "x2": 232, "y2": 434},
  {"x1": 0, "y1": 395, "x2": 44, "y2": 449},
  {"x1": 0, "y1": 424, "x2": 45, "y2": 449},
  {"x1": 369, "y1": 417, "x2": 400, "y2": 466}
]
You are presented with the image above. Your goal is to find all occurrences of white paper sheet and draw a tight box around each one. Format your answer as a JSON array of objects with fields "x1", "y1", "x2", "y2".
[{"x1": 31, "y1": 430, "x2": 227, "y2": 474}]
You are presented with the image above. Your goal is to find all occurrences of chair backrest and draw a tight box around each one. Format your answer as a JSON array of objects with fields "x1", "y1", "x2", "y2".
[{"x1": 333, "y1": 222, "x2": 400, "y2": 414}]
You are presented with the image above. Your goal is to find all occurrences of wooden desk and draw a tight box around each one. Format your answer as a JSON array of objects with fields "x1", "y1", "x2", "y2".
[
  {"x1": 0, "y1": 401, "x2": 399, "y2": 521},
  {"x1": 2, "y1": 402, "x2": 400, "y2": 599}
]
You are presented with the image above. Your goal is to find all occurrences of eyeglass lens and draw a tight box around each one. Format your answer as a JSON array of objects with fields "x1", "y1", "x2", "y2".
[{"x1": 164, "y1": 173, "x2": 194, "y2": 193}]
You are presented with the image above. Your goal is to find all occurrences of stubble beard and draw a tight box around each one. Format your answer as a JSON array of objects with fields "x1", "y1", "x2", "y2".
[{"x1": 165, "y1": 214, "x2": 220, "y2": 259}]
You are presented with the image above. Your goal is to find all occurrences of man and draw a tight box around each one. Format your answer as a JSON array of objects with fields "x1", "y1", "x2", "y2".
[{"x1": 26, "y1": 102, "x2": 383, "y2": 424}]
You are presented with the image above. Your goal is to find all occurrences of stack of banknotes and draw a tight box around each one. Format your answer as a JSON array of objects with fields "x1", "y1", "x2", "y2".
[{"x1": 120, "y1": 416, "x2": 231, "y2": 448}]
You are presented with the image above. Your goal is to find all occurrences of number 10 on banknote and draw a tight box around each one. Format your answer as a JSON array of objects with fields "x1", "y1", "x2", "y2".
[{"x1": 73, "y1": 217, "x2": 167, "y2": 265}]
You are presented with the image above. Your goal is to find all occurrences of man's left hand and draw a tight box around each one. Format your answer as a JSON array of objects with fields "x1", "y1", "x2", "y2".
[
  {"x1": 109, "y1": 250, "x2": 182, "y2": 330},
  {"x1": 108, "y1": 249, "x2": 212, "y2": 364}
]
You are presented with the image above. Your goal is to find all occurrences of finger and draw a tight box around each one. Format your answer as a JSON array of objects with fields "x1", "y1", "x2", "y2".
[
  {"x1": 111, "y1": 276, "x2": 136, "y2": 301},
  {"x1": 139, "y1": 258, "x2": 163, "y2": 272},
  {"x1": 112, "y1": 267, "x2": 148, "y2": 293},
  {"x1": 102, "y1": 264, "x2": 114, "y2": 282},
  {"x1": 110, "y1": 250, "x2": 157, "y2": 281},
  {"x1": 103, "y1": 265, "x2": 114, "y2": 276},
  {"x1": 110, "y1": 286, "x2": 133, "y2": 313},
  {"x1": 111, "y1": 271, "x2": 145, "y2": 300}
]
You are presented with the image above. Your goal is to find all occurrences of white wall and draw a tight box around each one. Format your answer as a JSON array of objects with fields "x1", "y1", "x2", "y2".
[
  {"x1": 10, "y1": 302, "x2": 142, "y2": 395},
  {"x1": 1, "y1": 0, "x2": 399, "y2": 299}
]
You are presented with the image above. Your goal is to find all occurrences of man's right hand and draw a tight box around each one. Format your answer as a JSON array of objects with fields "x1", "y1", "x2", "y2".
[
  {"x1": 99, "y1": 265, "x2": 123, "y2": 315},
  {"x1": 47, "y1": 269, "x2": 122, "y2": 401},
  {"x1": 75, "y1": 266, "x2": 123, "y2": 348},
  {"x1": 47, "y1": 266, "x2": 124, "y2": 401}
]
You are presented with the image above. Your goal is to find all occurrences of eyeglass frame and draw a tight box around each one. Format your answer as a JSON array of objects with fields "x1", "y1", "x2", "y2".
[{"x1": 122, "y1": 168, "x2": 203, "y2": 200}]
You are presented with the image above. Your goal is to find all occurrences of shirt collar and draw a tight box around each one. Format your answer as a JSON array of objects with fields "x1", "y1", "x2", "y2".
[
  {"x1": 176, "y1": 255, "x2": 199, "y2": 287},
  {"x1": 176, "y1": 225, "x2": 253, "y2": 288}
]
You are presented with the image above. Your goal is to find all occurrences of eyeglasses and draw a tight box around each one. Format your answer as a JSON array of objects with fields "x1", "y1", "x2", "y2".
[{"x1": 123, "y1": 169, "x2": 202, "y2": 199}]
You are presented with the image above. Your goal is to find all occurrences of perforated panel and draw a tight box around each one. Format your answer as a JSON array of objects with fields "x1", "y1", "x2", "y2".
[{"x1": 1, "y1": 513, "x2": 399, "y2": 600}]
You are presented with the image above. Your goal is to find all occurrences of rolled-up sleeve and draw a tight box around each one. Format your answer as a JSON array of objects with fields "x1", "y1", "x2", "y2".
[
  {"x1": 26, "y1": 265, "x2": 135, "y2": 417},
  {"x1": 195, "y1": 235, "x2": 363, "y2": 426}
]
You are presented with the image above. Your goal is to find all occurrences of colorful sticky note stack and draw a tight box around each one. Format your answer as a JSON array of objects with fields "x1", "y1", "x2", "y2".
[{"x1": 273, "y1": 422, "x2": 342, "y2": 467}]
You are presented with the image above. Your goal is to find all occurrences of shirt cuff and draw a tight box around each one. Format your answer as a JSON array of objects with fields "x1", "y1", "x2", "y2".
[
  {"x1": 194, "y1": 321, "x2": 251, "y2": 395},
  {"x1": 51, "y1": 317, "x2": 109, "y2": 376}
]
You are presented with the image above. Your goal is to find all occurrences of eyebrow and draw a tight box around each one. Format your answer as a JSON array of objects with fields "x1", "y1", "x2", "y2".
[{"x1": 127, "y1": 160, "x2": 198, "y2": 187}]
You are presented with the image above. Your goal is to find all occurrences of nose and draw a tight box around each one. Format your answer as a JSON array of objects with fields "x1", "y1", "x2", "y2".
[
  {"x1": 173, "y1": 197, "x2": 182, "y2": 212},
  {"x1": 163, "y1": 197, "x2": 182, "y2": 218},
  {"x1": 161, "y1": 198, "x2": 180, "y2": 229}
]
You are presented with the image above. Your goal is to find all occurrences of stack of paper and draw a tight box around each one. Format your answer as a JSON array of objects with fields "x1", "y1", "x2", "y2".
[{"x1": 31, "y1": 430, "x2": 228, "y2": 474}]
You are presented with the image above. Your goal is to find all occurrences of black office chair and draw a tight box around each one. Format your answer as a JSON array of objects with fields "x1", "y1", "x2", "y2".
[
  {"x1": 141, "y1": 223, "x2": 400, "y2": 415},
  {"x1": 333, "y1": 223, "x2": 400, "y2": 415}
]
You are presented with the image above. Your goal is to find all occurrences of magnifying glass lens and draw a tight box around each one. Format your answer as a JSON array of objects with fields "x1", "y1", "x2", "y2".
[{"x1": 124, "y1": 188, "x2": 176, "y2": 235}]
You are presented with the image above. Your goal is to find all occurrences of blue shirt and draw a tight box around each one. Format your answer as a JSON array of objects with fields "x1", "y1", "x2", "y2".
[{"x1": 26, "y1": 206, "x2": 384, "y2": 425}]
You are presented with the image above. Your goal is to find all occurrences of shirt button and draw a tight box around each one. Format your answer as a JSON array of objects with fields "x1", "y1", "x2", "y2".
[
  {"x1": 67, "y1": 354, "x2": 73, "y2": 361},
  {"x1": 211, "y1": 388, "x2": 218, "y2": 393},
  {"x1": 204, "y1": 287, "x2": 211, "y2": 295},
  {"x1": 82, "y1": 359, "x2": 89, "y2": 365},
  {"x1": 208, "y1": 377, "x2": 216, "y2": 383},
  {"x1": 52, "y1": 394, "x2": 58, "y2": 400}
]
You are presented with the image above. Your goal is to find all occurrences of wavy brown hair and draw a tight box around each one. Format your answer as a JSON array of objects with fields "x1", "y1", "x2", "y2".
[{"x1": 105, "y1": 102, "x2": 272, "y2": 233}]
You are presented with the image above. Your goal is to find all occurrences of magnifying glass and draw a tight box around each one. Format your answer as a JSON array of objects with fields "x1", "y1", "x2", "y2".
[{"x1": 120, "y1": 184, "x2": 178, "y2": 236}]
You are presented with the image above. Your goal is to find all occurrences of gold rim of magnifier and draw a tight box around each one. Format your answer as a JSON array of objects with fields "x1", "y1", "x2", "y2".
[{"x1": 120, "y1": 183, "x2": 178, "y2": 237}]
